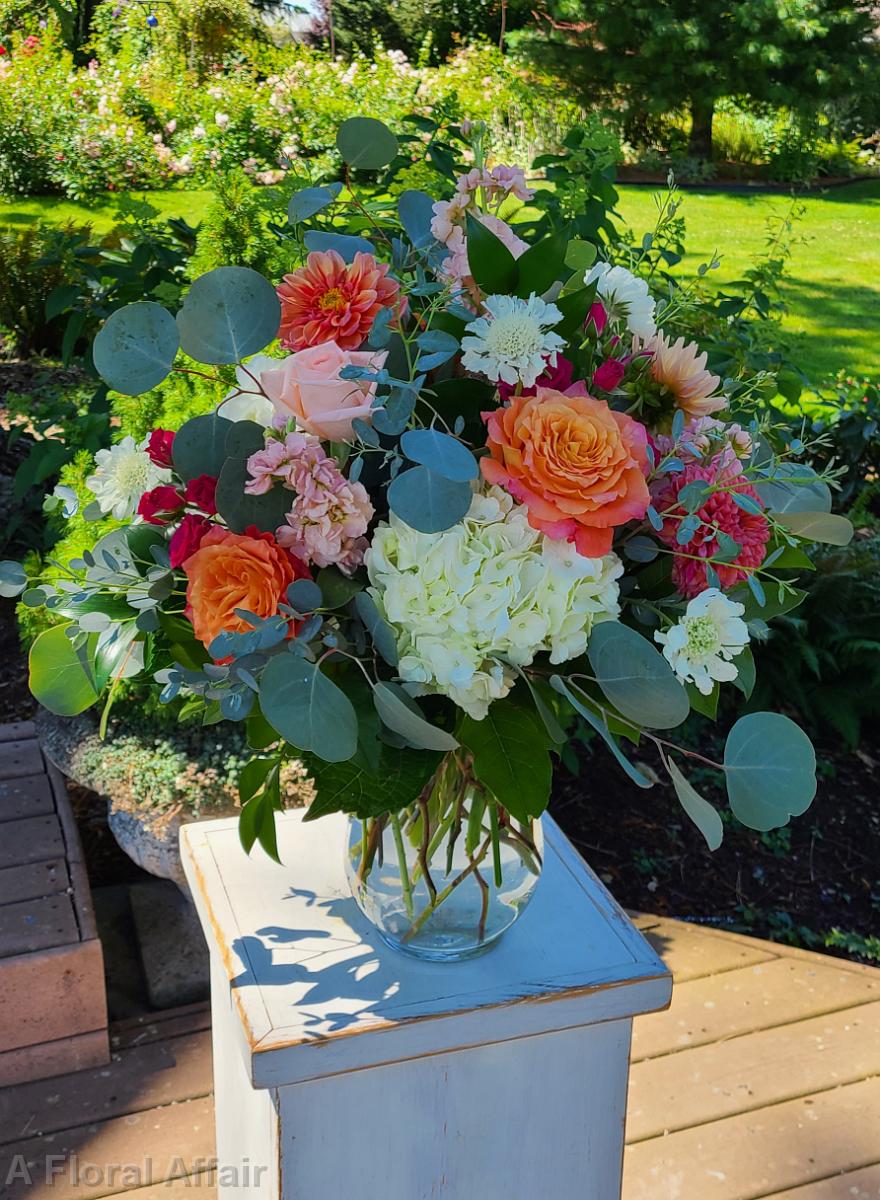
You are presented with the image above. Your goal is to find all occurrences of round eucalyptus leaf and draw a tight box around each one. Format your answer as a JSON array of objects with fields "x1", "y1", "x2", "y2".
[
  {"x1": 755, "y1": 462, "x2": 832, "y2": 514},
  {"x1": 666, "y1": 758, "x2": 723, "y2": 850},
  {"x1": 215, "y1": 458, "x2": 292, "y2": 535},
  {"x1": 723, "y1": 711, "x2": 817, "y2": 831},
  {"x1": 400, "y1": 429, "x2": 478, "y2": 482},
  {"x1": 93, "y1": 302, "x2": 179, "y2": 396},
  {"x1": 288, "y1": 183, "x2": 342, "y2": 225},
  {"x1": 775, "y1": 510, "x2": 853, "y2": 546},
  {"x1": 354, "y1": 592, "x2": 399, "y2": 667},
  {"x1": 373, "y1": 682, "x2": 458, "y2": 752},
  {"x1": 0, "y1": 560, "x2": 27, "y2": 597},
  {"x1": 398, "y1": 189, "x2": 436, "y2": 250},
  {"x1": 287, "y1": 578, "x2": 323, "y2": 613},
  {"x1": 303, "y1": 231, "x2": 376, "y2": 262},
  {"x1": 387, "y1": 465, "x2": 472, "y2": 534},
  {"x1": 259, "y1": 655, "x2": 358, "y2": 762},
  {"x1": 172, "y1": 413, "x2": 234, "y2": 482},
  {"x1": 225, "y1": 420, "x2": 267, "y2": 460},
  {"x1": 587, "y1": 621, "x2": 690, "y2": 730},
  {"x1": 336, "y1": 117, "x2": 398, "y2": 170},
  {"x1": 176, "y1": 267, "x2": 281, "y2": 365}
]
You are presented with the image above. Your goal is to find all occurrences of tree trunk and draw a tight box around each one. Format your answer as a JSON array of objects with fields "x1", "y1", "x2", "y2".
[{"x1": 688, "y1": 97, "x2": 715, "y2": 161}]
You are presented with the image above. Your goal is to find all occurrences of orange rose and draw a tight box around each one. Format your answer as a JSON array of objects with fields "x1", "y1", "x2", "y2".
[
  {"x1": 183, "y1": 527, "x2": 306, "y2": 651},
  {"x1": 481, "y1": 387, "x2": 650, "y2": 557}
]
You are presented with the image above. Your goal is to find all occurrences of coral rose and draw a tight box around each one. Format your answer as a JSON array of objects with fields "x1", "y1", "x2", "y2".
[
  {"x1": 261, "y1": 341, "x2": 387, "y2": 443},
  {"x1": 277, "y1": 250, "x2": 401, "y2": 352},
  {"x1": 182, "y1": 526, "x2": 309, "y2": 651},
  {"x1": 481, "y1": 388, "x2": 651, "y2": 557}
]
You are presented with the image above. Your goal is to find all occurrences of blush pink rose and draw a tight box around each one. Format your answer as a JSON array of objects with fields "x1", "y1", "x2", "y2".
[{"x1": 260, "y1": 341, "x2": 387, "y2": 443}]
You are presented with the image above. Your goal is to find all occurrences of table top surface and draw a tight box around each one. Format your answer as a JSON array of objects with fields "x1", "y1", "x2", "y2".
[{"x1": 181, "y1": 811, "x2": 671, "y2": 1084}]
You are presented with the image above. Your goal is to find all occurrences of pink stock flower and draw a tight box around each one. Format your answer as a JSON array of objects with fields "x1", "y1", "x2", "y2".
[
  {"x1": 653, "y1": 461, "x2": 771, "y2": 598},
  {"x1": 277, "y1": 250, "x2": 402, "y2": 352},
  {"x1": 245, "y1": 433, "x2": 374, "y2": 574}
]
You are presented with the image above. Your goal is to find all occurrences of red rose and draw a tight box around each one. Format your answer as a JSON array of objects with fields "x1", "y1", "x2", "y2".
[
  {"x1": 138, "y1": 485, "x2": 185, "y2": 525},
  {"x1": 592, "y1": 358, "x2": 627, "y2": 392},
  {"x1": 184, "y1": 473, "x2": 218, "y2": 515},
  {"x1": 146, "y1": 429, "x2": 175, "y2": 468},
  {"x1": 169, "y1": 513, "x2": 213, "y2": 568}
]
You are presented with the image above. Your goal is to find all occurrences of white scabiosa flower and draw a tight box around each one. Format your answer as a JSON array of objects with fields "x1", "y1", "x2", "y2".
[
  {"x1": 654, "y1": 589, "x2": 749, "y2": 695},
  {"x1": 366, "y1": 485, "x2": 623, "y2": 720},
  {"x1": 461, "y1": 294, "x2": 565, "y2": 388},
  {"x1": 586, "y1": 262, "x2": 657, "y2": 338},
  {"x1": 217, "y1": 354, "x2": 278, "y2": 425},
  {"x1": 85, "y1": 436, "x2": 172, "y2": 520}
]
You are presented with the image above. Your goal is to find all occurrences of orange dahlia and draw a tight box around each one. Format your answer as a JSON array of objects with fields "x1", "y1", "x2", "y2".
[{"x1": 277, "y1": 250, "x2": 401, "y2": 352}]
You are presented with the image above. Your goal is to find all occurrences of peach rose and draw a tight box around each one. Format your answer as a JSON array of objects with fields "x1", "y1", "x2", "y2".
[
  {"x1": 183, "y1": 526, "x2": 307, "y2": 651},
  {"x1": 481, "y1": 388, "x2": 651, "y2": 557},
  {"x1": 260, "y1": 341, "x2": 387, "y2": 443}
]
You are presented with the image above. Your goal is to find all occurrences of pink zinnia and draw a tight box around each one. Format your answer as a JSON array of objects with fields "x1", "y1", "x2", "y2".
[
  {"x1": 653, "y1": 461, "x2": 770, "y2": 598},
  {"x1": 277, "y1": 250, "x2": 401, "y2": 352},
  {"x1": 245, "y1": 432, "x2": 374, "y2": 575}
]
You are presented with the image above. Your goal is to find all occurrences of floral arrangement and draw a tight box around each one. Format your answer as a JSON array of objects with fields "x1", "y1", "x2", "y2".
[{"x1": 3, "y1": 116, "x2": 852, "y2": 957}]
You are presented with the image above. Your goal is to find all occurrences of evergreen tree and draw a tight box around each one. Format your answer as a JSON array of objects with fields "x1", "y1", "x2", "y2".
[{"x1": 516, "y1": 0, "x2": 879, "y2": 158}]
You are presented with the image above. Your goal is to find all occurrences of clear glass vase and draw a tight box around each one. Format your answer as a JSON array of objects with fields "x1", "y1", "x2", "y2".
[{"x1": 345, "y1": 758, "x2": 544, "y2": 962}]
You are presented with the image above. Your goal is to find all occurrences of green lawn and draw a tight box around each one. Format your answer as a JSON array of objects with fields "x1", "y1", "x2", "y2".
[
  {"x1": 2, "y1": 180, "x2": 879, "y2": 382},
  {"x1": 614, "y1": 181, "x2": 880, "y2": 382}
]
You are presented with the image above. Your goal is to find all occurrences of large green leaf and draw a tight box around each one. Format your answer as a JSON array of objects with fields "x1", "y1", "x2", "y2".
[
  {"x1": 303, "y1": 745, "x2": 442, "y2": 821},
  {"x1": 723, "y1": 712, "x2": 817, "y2": 831},
  {"x1": 513, "y1": 226, "x2": 569, "y2": 299},
  {"x1": 93, "y1": 302, "x2": 179, "y2": 396},
  {"x1": 176, "y1": 267, "x2": 281, "y2": 365},
  {"x1": 666, "y1": 758, "x2": 723, "y2": 851},
  {"x1": 259, "y1": 655, "x2": 358, "y2": 763},
  {"x1": 459, "y1": 699, "x2": 552, "y2": 822},
  {"x1": 29, "y1": 626, "x2": 99, "y2": 716},
  {"x1": 587, "y1": 622, "x2": 690, "y2": 729},
  {"x1": 465, "y1": 212, "x2": 518, "y2": 295}
]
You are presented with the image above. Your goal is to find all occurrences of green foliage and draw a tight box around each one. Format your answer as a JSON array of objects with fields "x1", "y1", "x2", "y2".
[
  {"x1": 516, "y1": 0, "x2": 879, "y2": 159},
  {"x1": 750, "y1": 532, "x2": 880, "y2": 746}
]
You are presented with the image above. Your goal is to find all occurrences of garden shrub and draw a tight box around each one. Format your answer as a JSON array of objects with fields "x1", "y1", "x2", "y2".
[{"x1": 750, "y1": 530, "x2": 880, "y2": 746}]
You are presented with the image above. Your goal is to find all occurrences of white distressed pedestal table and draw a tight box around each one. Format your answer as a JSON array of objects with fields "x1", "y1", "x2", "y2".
[{"x1": 181, "y1": 810, "x2": 672, "y2": 1200}]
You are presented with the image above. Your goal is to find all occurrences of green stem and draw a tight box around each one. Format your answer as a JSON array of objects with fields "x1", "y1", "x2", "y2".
[
  {"x1": 402, "y1": 835, "x2": 493, "y2": 942},
  {"x1": 389, "y1": 813, "x2": 414, "y2": 920},
  {"x1": 488, "y1": 802, "x2": 503, "y2": 888}
]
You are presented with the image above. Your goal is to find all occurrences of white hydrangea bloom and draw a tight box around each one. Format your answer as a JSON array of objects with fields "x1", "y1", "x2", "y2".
[
  {"x1": 366, "y1": 486, "x2": 624, "y2": 720},
  {"x1": 461, "y1": 294, "x2": 565, "y2": 388},
  {"x1": 654, "y1": 589, "x2": 750, "y2": 695},
  {"x1": 217, "y1": 354, "x2": 277, "y2": 425},
  {"x1": 585, "y1": 262, "x2": 657, "y2": 338},
  {"x1": 85, "y1": 436, "x2": 172, "y2": 520}
]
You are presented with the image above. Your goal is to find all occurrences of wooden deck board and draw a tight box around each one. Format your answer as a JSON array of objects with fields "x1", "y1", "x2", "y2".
[
  {"x1": 762, "y1": 1164, "x2": 880, "y2": 1198},
  {"x1": 0, "y1": 916, "x2": 876, "y2": 1199}
]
